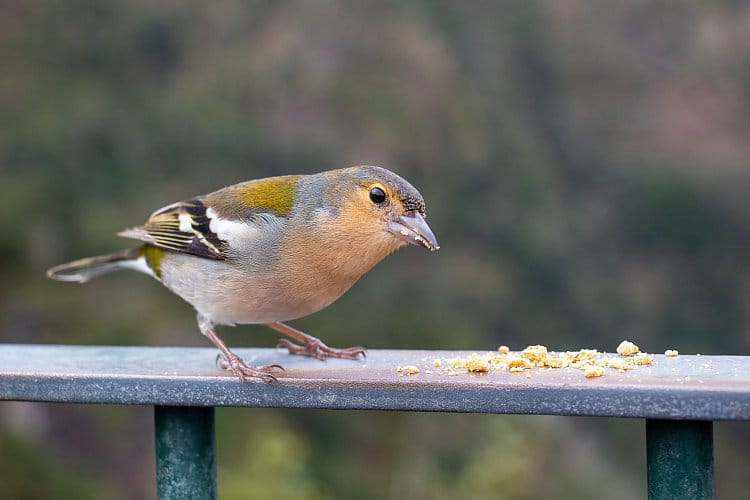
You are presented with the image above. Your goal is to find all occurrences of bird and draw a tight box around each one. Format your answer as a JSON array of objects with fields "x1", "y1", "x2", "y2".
[{"x1": 47, "y1": 165, "x2": 439, "y2": 382}]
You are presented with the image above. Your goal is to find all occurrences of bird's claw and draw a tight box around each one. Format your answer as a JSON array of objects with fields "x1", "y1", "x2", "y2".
[
  {"x1": 276, "y1": 338, "x2": 367, "y2": 361},
  {"x1": 216, "y1": 353, "x2": 283, "y2": 383}
]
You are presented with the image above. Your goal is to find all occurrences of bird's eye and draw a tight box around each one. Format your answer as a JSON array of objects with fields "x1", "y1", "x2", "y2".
[{"x1": 369, "y1": 186, "x2": 386, "y2": 205}]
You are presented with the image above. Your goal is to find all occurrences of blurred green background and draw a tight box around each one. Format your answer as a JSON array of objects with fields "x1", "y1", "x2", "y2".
[{"x1": 2, "y1": 0, "x2": 750, "y2": 498}]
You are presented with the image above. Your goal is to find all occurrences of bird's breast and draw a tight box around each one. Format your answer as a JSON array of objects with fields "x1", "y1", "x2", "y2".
[{"x1": 158, "y1": 214, "x2": 400, "y2": 325}]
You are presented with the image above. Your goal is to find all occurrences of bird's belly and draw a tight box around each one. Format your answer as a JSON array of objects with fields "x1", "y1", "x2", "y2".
[
  {"x1": 159, "y1": 254, "x2": 355, "y2": 325},
  {"x1": 221, "y1": 289, "x2": 345, "y2": 325},
  {"x1": 209, "y1": 282, "x2": 349, "y2": 325}
]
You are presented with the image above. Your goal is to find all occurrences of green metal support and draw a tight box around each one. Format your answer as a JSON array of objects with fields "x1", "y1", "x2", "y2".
[
  {"x1": 155, "y1": 406, "x2": 216, "y2": 500},
  {"x1": 646, "y1": 419, "x2": 714, "y2": 500}
]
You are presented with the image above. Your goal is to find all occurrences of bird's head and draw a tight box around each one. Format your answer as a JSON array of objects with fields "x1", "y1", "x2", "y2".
[{"x1": 319, "y1": 166, "x2": 439, "y2": 255}]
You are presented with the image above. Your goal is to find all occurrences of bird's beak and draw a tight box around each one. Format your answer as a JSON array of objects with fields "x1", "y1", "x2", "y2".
[{"x1": 387, "y1": 211, "x2": 440, "y2": 251}]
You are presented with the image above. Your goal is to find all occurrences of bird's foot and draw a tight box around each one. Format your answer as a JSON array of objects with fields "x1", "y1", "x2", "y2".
[
  {"x1": 276, "y1": 338, "x2": 366, "y2": 361},
  {"x1": 216, "y1": 353, "x2": 284, "y2": 383}
]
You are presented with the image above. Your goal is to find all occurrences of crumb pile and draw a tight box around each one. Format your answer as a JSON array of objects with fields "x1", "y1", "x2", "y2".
[{"x1": 397, "y1": 340, "x2": 663, "y2": 379}]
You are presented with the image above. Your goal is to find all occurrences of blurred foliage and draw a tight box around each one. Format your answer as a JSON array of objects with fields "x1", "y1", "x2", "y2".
[{"x1": 2, "y1": 0, "x2": 750, "y2": 498}]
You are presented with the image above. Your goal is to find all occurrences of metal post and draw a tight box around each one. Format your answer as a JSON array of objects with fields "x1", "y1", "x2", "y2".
[
  {"x1": 155, "y1": 406, "x2": 216, "y2": 500},
  {"x1": 646, "y1": 419, "x2": 714, "y2": 500}
]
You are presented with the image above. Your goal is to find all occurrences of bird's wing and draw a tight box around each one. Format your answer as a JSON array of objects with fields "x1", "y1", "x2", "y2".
[
  {"x1": 119, "y1": 176, "x2": 300, "y2": 260},
  {"x1": 117, "y1": 198, "x2": 228, "y2": 260}
]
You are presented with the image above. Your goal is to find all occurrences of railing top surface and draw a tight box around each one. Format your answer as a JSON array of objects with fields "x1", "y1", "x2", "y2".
[{"x1": 1, "y1": 344, "x2": 748, "y2": 420}]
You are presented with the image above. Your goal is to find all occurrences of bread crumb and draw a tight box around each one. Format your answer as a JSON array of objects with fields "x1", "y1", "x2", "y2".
[
  {"x1": 522, "y1": 345, "x2": 548, "y2": 363},
  {"x1": 568, "y1": 349, "x2": 598, "y2": 363},
  {"x1": 632, "y1": 353, "x2": 653, "y2": 366},
  {"x1": 617, "y1": 340, "x2": 640, "y2": 356},
  {"x1": 397, "y1": 365, "x2": 420, "y2": 375},
  {"x1": 602, "y1": 358, "x2": 633, "y2": 371},
  {"x1": 584, "y1": 366, "x2": 606, "y2": 378},
  {"x1": 463, "y1": 353, "x2": 491, "y2": 372},
  {"x1": 508, "y1": 357, "x2": 527, "y2": 370},
  {"x1": 498, "y1": 345, "x2": 510, "y2": 354},
  {"x1": 432, "y1": 359, "x2": 442, "y2": 368},
  {"x1": 664, "y1": 349, "x2": 679, "y2": 357},
  {"x1": 544, "y1": 355, "x2": 564, "y2": 368}
]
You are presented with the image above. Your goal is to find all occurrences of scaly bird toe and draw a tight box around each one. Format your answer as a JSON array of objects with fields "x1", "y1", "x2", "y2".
[
  {"x1": 216, "y1": 353, "x2": 283, "y2": 383},
  {"x1": 276, "y1": 338, "x2": 367, "y2": 361}
]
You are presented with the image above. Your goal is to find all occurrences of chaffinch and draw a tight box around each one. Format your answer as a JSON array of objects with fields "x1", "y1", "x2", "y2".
[{"x1": 47, "y1": 165, "x2": 439, "y2": 382}]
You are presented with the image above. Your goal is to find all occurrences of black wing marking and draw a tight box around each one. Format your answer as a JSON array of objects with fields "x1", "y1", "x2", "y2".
[{"x1": 118, "y1": 198, "x2": 225, "y2": 260}]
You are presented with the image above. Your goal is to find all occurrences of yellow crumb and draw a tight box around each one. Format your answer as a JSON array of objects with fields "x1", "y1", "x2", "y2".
[
  {"x1": 497, "y1": 345, "x2": 510, "y2": 354},
  {"x1": 543, "y1": 354, "x2": 564, "y2": 368},
  {"x1": 568, "y1": 349, "x2": 598, "y2": 363},
  {"x1": 632, "y1": 353, "x2": 653, "y2": 366},
  {"x1": 664, "y1": 350, "x2": 679, "y2": 357},
  {"x1": 603, "y1": 358, "x2": 632, "y2": 371},
  {"x1": 397, "y1": 365, "x2": 420, "y2": 375},
  {"x1": 507, "y1": 357, "x2": 527, "y2": 370},
  {"x1": 584, "y1": 366, "x2": 606, "y2": 378},
  {"x1": 432, "y1": 359, "x2": 442, "y2": 368},
  {"x1": 617, "y1": 340, "x2": 640, "y2": 356},
  {"x1": 463, "y1": 353, "x2": 491, "y2": 372},
  {"x1": 522, "y1": 345, "x2": 548, "y2": 363}
]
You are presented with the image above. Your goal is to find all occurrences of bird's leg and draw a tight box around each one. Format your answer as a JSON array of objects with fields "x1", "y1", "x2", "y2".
[
  {"x1": 266, "y1": 321, "x2": 366, "y2": 361},
  {"x1": 197, "y1": 314, "x2": 283, "y2": 383}
]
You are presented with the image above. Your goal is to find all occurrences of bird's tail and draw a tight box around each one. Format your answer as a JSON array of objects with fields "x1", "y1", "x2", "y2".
[{"x1": 46, "y1": 248, "x2": 142, "y2": 283}]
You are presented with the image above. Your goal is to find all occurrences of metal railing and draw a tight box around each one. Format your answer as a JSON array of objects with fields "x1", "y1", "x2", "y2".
[{"x1": 2, "y1": 344, "x2": 748, "y2": 499}]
